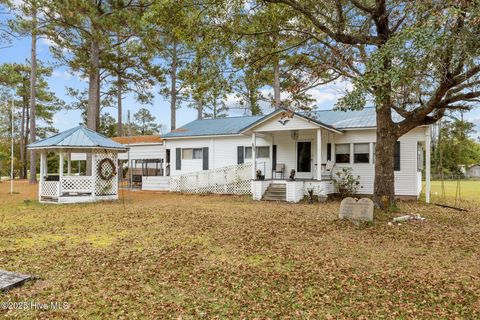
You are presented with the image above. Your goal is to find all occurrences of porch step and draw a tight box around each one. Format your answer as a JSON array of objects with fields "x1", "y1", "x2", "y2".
[{"x1": 262, "y1": 183, "x2": 286, "y2": 201}]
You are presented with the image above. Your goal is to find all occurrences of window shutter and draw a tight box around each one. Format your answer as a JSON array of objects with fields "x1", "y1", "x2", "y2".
[
  {"x1": 202, "y1": 147, "x2": 209, "y2": 170},
  {"x1": 394, "y1": 141, "x2": 400, "y2": 171},
  {"x1": 327, "y1": 143, "x2": 331, "y2": 161},
  {"x1": 176, "y1": 148, "x2": 181, "y2": 170},
  {"x1": 237, "y1": 146, "x2": 244, "y2": 164},
  {"x1": 272, "y1": 145, "x2": 277, "y2": 169}
]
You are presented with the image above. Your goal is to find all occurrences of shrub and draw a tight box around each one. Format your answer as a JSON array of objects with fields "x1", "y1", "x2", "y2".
[{"x1": 334, "y1": 167, "x2": 361, "y2": 198}]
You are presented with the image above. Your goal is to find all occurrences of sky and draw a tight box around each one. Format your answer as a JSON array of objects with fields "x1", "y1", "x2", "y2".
[{"x1": 1, "y1": 25, "x2": 479, "y2": 139}]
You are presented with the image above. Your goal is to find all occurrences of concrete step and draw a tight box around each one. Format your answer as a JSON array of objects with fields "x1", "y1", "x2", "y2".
[
  {"x1": 263, "y1": 182, "x2": 287, "y2": 201},
  {"x1": 267, "y1": 186, "x2": 286, "y2": 190},
  {"x1": 262, "y1": 195, "x2": 287, "y2": 201},
  {"x1": 265, "y1": 190, "x2": 286, "y2": 195}
]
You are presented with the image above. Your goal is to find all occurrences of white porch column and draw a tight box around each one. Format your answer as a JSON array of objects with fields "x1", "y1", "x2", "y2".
[
  {"x1": 251, "y1": 132, "x2": 257, "y2": 179},
  {"x1": 270, "y1": 134, "x2": 274, "y2": 180},
  {"x1": 425, "y1": 126, "x2": 431, "y2": 203},
  {"x1": 59, "y1": 152, "x2": 64, "y2": 177},
  {"x1": 316, "y1": 128, "x2": 322, "y2": 181},
  {"x1": 332, "y1": 143, "x2": 336, "y2": 163},
  {"x1": 59, "y1": 151, "x2": 64, "y2": 196},
  {"x1": 39, "y1": 151, "x2": 46, "y2": 201},
  {"x1": 67, "y1": 152, "x2": 71, "y2": 175},
  {"x1": 91, "y1": 152, "x2": 96, "y2": 198}
]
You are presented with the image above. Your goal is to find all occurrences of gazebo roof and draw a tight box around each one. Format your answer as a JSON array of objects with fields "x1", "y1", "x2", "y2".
[{"x1": 27, "y1": 126, "x2": 127, "y2": 151}]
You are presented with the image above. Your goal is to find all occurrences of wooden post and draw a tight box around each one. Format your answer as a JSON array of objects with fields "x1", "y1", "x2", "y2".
[
  {"x1": 425, "y1": 126, "x2": 431, "y2": 204},
  {"x1": 251, "y1": 132, "x2": 256, "y2": 179},
  {"x1": 316, "y1": 128, "x2": 322, "y2": 181}
]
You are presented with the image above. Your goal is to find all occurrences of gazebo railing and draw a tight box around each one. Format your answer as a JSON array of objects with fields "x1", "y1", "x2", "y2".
[
  {"x1": 61, "y1": 176, "x2": 93, "y2": 194},
  {"x1": 40, "y1": 181, "x2": 60, "y2": 197},
  {"x1": 40, "y1": 176, "x2": 94, "y2": 198}
]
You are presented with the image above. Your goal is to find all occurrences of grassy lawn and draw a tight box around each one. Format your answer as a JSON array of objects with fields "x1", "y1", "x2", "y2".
[
  {"x1": 1, "y1": 181, "x2": 480, "y2": 318},
  {"x1": 421, "y1": 180, "x2": 480, "y2": 206}
]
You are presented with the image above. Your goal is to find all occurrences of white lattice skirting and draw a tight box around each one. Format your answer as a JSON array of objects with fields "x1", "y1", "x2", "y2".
[
  {"x1": 41, "y1": 181, "x2": 59, "y2": 197},
  {"x1": 94, "y1": 150, "x2": 118, "y2": 196},
  {"x1": 170, "y1": 163, "x2": 252, "y2": 195}
]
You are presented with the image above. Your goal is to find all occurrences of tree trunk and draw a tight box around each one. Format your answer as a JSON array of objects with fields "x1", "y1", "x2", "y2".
[
  {"x1": 373, "y1": 104, "x2": 397, "y2": 209},
  {"x1": 87, "y1": 38, "x2": 100, "y2": 131},
  {"x1": 196, "y1": 62, "x2": 203, "y2": 119},
  {"x1": 20, "y1": 99, "x2": 26, "y2": 179},
  {"x1": 28, "y1": 8, "x2": 37, "y2": 183},
  {"x1": 196, "y1": 99, "x2": 203, "y2": 119},
  {"x1": 170, "y1": 38, "x2": 177, "y2": 130},
  {"x1": 273, "y1": 57, "x2": 281, "y2": 109},
  {"x1": 86, "y1": 36, "x2": 100, "y2": 176},
  {"x1": 117, "y1": 72, "x2": 123, "y2": 136}
]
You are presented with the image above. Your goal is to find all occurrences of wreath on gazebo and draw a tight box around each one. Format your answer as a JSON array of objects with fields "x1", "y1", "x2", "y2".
[{"x1": 98, "y1": 158, "x2": 117, "y2": 181}]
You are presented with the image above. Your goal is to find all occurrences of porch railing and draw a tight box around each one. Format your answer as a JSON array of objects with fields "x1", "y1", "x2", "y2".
[{"x1": 170, "y1": 162, "x2": 252, "y2": 194}]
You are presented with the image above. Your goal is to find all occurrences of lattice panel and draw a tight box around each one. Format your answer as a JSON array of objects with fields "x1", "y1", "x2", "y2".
[
  {"x1": 94, "y1": 150, "x2": 118, "y2": 196},
  {"x1": 61, "y1": 176, "x2": 93, "y2": 193},
  {"x1": 41, "y1": 181, "x2": 59, "y2": 197},
  {"x1": 170, "y1": 162, "x2": 252, "y2": 195}
]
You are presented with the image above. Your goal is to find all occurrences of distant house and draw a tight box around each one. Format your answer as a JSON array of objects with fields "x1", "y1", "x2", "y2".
[
  {"x1": 161, "y1": 108, "x2": 432, "y2": 202},
  {"x1": 467, "y1": 164, "x2": 480, "y2": 178}
]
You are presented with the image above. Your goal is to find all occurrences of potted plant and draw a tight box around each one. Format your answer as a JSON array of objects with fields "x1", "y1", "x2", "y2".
[
  {"x1": 289, "y1": 169, "x2": 296, "y2": 181},
  {"x1": 256, "y1": 169, "x2": 265, "y2": 181}
]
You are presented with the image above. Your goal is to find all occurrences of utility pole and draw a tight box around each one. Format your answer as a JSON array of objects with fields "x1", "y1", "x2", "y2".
[{"x1": 10, "y1": 99, "x2": 14, "y2": 194}]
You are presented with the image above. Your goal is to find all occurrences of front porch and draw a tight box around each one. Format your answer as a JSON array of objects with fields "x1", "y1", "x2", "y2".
[{"x1": 244, "y1": 110, "x2": 343, "y2": 202}]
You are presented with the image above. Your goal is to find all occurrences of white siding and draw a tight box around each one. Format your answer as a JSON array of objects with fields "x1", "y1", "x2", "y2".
[
  {"x1": 120, "y1": 143, "x2": 165, "y2": 161},
  {"x1": 332, "y1": 127, "x2": 426, "y2": 196},
  {"x1": 70, "y1": 143, "x2": 165, "y2": 161},
  {"x1": 142, "y1": 176, "x2": 170, "y2": 191},
  {"x1": 167, "y1": 136, "x2": 274, "y2": 177}
]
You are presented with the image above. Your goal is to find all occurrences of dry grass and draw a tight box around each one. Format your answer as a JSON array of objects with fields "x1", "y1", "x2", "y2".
[{"x1": 1, "y1": 181, "x2": 479, "y2": 319}]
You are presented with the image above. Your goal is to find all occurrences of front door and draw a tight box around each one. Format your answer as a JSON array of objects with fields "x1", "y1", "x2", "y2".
[{"x1": 297, "y1": 141, "x2": 311, "y2": 178}]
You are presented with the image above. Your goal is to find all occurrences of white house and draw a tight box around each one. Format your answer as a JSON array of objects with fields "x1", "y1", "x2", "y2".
[
  {"x1": 467, "y1": 164, "x2": 480, "y2": 178},
  {"x1": 162, "y1": 108, "x2": 431, "y2": 202}
]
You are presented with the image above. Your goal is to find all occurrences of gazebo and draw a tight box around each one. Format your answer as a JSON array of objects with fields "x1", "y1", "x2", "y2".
[{"x1": 27, "y1": 126, "x2": 127, "y2": 204}]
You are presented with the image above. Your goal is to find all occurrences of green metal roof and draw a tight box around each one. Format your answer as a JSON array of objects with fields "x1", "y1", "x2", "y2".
[
  {"x1": 27, "y1": 126, "x2": 127, "y2": 150},
  {"x1": 163, "y1": 108, "x2": 403, "y2": 139},
  {"x1": 162, "y1": 115, "x2": 264, "y2": 138}
]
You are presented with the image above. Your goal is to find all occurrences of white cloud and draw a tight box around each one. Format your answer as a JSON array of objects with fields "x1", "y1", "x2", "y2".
[
  {"x1": 52, "y1": 69, "x2": 87, "y2": 83},
  {"x1": 52, "y1": 70, "x2": 73, "y2": 81},
  {"x1": 40, "y1": 37, "x2": 56, "y2": 47}
]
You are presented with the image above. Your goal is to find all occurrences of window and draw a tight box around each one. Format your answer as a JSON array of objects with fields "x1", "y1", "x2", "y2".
[
  {"x1": 245, "y1": 146, "x2": 270, "y2": 159},
  {"x1": 354, "y1": 143, "x2": 369, "y2": 163},
  {"x1": 394, "y1": 141, "x2": 400, "y2": 171},
  {"x1": 335, "y1": 144, "x2": 350, "y2": 163},
  {"x1": 182, "y1": 148, "x2": 203, "y2": 160}
]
